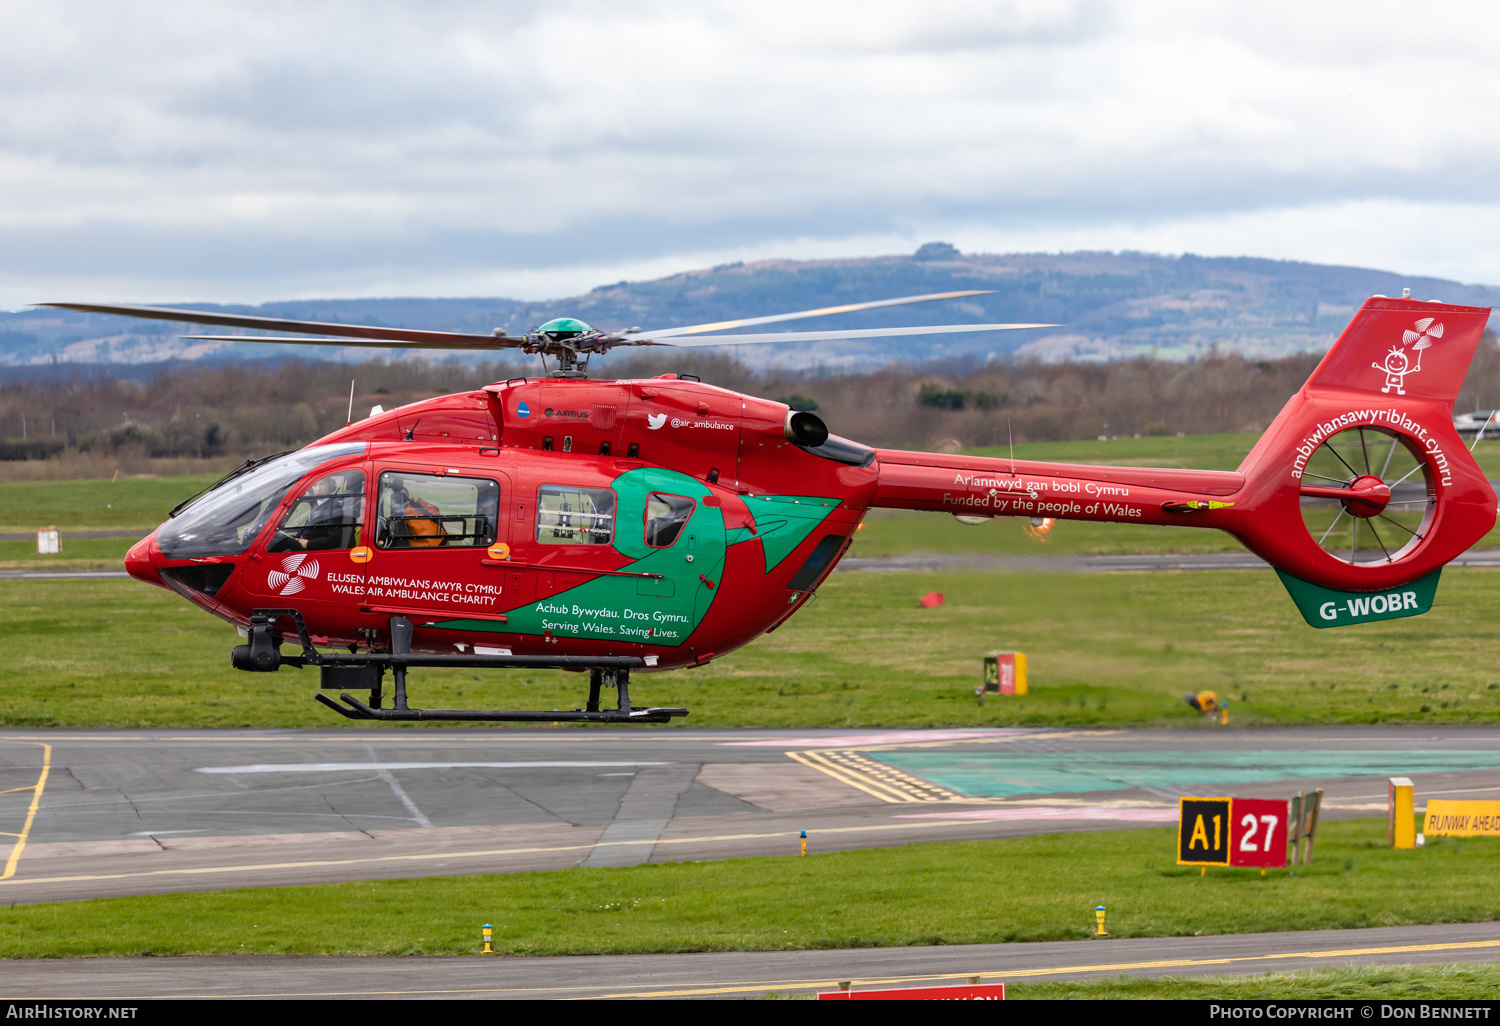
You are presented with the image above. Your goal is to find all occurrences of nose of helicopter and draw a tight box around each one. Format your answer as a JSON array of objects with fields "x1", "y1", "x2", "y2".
[{"x1": 125, "y1": 532, "x2": 168, "y2": 588}]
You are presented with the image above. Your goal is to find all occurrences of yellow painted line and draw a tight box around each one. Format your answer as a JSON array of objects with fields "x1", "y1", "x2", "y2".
[
  {"x1": 804, "y1": 751, "x2": 928, "y2": 802},
  {"x1": 825, "y1": 750, "x2": 963, "y2": 800},
  {"x1": 0, "y1": 840, "x2": 601, "y2": 886},
  {"x1": 1, "y1": 741, "x2": 50, "y2": 879},
  {"x1": 590, "y1": 938, "x2": 1500, "y2": 998},
  {"x1": 0, "y1": 814, "x2": 1079, "y2": 889},
  {"x1": 60, "y1": 936, "x2": 1500, "y2": 1000},
  {"x1": 787, "y1": 750, "x2": 907, "y2": 803},
  {"x1": 789, "y1": 749, "x2": 962, "y2": 804}
]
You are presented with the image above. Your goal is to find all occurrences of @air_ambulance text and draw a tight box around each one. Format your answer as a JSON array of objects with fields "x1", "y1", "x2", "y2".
[{"x1": 1210, "y1": 1007, "x2": 1492, "y2": 1019}]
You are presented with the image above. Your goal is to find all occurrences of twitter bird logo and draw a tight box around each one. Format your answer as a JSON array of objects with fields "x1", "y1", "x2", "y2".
[{"x1": 647, "y1": 412, "x2": 667, "y2": 430}]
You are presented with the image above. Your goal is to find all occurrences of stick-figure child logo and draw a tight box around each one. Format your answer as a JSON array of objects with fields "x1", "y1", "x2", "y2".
[{"x1": 1373, "y1": 317, "x2": 1444, "y2": 395}]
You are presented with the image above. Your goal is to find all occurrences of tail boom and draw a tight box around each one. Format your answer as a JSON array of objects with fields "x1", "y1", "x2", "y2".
[
  {"x1": 870, "y1": 296, "x2": 1497, "y2": 595},
  {"x1": 873, "y1": 451, "x2": 1243, "y2": 527}
]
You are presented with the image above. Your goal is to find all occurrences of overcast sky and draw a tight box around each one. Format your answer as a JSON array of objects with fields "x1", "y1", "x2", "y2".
[{"x1": 4, "y1": 1, "x2": 1500, "y2": 309}]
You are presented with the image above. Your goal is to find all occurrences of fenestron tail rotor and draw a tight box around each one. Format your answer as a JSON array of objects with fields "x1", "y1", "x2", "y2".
[{"x1": 1298, "y1": 426, "x2": 1435, "y2": 567}]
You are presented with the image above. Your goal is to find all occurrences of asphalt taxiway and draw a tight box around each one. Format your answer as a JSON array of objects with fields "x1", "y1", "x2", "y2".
[
  {"x1": 3, "y1": 726, "x2": 1498, "y2": 904},
  {"x1": 4, "y1": 922, "x2": 1499, "y2": 999}
]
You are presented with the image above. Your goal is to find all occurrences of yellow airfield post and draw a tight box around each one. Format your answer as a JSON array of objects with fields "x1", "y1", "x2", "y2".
[{"x1": 1389, "y1": 777, "x2": 1415, "y2": 849}]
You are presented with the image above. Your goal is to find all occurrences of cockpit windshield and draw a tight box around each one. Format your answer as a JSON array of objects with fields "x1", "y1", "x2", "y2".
[{"x1": 157, "y1": 443, "x2": 366, "y2": 559}]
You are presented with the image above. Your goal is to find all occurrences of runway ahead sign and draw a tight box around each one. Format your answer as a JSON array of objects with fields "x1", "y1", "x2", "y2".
[
  {"x1": 1424, "y1": 799, "x2": 1500, "y2": 837},
  {"x1": 1178, "y1": 797, "x2": 1287, "y2": 868}
]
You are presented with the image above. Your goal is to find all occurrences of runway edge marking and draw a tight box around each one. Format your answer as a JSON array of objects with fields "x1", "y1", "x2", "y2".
[
  {"x1": 1, "y1": 741, "x2": 50, "y2": 879},
  {"x1": 588, "y1": 937, "x2": 1500, "y2": 998}
]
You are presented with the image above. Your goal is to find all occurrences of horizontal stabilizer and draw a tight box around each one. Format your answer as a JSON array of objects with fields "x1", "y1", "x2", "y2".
[{"x1": 1275, "y1": 568, "x2": 1442, "y2": 628}]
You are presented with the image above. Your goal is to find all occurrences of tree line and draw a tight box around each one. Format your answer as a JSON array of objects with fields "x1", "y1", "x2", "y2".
[{"x1": 0, "y1": 333, "x2": 1495, "y2": 478}]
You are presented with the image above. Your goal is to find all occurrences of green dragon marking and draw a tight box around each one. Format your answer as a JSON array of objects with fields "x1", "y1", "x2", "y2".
[{"x1": 435, "y1": 470, "x2": 839, "y2": 645}]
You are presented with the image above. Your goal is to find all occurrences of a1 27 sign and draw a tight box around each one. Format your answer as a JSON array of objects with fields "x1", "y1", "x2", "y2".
[{"x1": 1177, "y1": 797, "x2": 1286, "y2": 868}]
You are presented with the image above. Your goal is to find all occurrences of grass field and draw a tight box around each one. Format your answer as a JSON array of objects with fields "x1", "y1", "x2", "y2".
[
  {"x1": 3, "y1": 432, "x2": 1500, "y2": 728},
  {"x1": 9, "y1": 434, "x2": 1500, "y2": 566},
  {"x1": 0, "y1": 820, "x2": 1492, "y2": 958},
  {"x1": 0, "y1": 473, "x2": 220, "y2": 533},
  {"x1": 6, "y1": 566, "x2": 1500, "y2": 729},
  {"x1": 0, "y1": 472, "x2": 217, "y2": 570},
  {"x1": 1007, "y1": 965, "x2": 1500, "y2": 1000}
]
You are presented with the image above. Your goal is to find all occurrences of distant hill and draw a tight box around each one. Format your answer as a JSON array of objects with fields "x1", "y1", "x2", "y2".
[{"x1": 4, "y1": 248, "x2": 1499, "y2": 373}]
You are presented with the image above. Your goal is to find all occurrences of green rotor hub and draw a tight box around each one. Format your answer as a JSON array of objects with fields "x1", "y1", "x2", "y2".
[{"x1": 538, "y1": 317, "x2": 593, "y2": 340}]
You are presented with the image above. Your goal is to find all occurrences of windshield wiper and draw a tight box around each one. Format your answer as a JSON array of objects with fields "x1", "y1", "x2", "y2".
[{"x1": 169, "y1": 450, "x2": 295, "y2": 518}]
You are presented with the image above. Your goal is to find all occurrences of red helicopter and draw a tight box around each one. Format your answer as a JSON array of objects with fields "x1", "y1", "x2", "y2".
[{"x1": 46, "y1": 289, "x2": 1496, "y2": 724}]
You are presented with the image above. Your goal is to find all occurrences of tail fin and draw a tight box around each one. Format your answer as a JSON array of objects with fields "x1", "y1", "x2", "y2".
[
  {"x1": 1303, "y1": 295, "x2": 1487, "y2": 403},
  {"x1": 1231, "y1": 295, "x2": 1495, "y2": 620}
]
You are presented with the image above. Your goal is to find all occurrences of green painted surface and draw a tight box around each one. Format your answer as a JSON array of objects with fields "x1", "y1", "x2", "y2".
[
  {"x1": 1276, "y1": 568, "x2": 1442, "y2": 629},
  {"x1": 739, "y1": 494, "x2": 839, "y2": 572},
  {"x1": 449, "y1": 481, "x2": 842, "y2": 643},
  {"x1": 496, "y1": 467, "x2": 725, "y2": 647},
  {"x1": 875, "y1": 749, "x2": 1500, "y2": 798}
]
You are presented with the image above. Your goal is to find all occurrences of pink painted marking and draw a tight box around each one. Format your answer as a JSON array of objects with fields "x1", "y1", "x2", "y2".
[
  {"x1": 896, "y1": 806, "x2": 1177, "y2": 822},
  {"x1": 721, "y1": 729, "x2": 1024, "y2": 748}
]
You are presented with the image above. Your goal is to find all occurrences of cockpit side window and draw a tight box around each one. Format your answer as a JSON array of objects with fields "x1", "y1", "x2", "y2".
[
  {"x1": 375, "y1": 471, "x2": 499, "y2": 549},
  {"x1": 645, "y1": 493, "x2": 695, "y2": 547},
  {"x1": 269, "y1": 470, "x2": 366, "y2": 553}
]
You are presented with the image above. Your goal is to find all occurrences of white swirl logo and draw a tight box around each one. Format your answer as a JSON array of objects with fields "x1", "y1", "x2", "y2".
[{"x1": 266, "y1": 553, "x2": 320, "y2": 596}]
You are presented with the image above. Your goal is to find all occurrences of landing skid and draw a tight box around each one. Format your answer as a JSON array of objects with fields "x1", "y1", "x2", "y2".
[
  {"x1": 315, "y1": 692, "x2": 688, "y2": 723},
  {"x1": 236, "y1": 608, "x2": 690, "y2": 725}
]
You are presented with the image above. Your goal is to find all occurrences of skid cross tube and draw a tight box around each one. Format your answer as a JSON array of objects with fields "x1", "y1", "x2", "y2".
[
  {"x1": 316, "y1": 653, "x2": 647, "y2": 670},
  {"x1": 315, "y1": 692, "x2": 687, "y2": 723},
  {"x1": 246, "y1": 608, "x2": 679, "y2": 723}
]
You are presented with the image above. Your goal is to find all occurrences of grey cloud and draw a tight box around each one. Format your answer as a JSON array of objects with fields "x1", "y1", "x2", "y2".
[{"x1": 3, "y1": 0, "x2": 1500, "y2": 303}]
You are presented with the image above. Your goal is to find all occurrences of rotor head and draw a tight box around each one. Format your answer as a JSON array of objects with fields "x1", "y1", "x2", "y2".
[{"x1": 538, "y1": 317, "x2": 593, "y2": 342}]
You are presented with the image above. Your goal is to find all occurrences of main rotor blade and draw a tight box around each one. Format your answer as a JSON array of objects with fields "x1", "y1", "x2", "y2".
[
  {"x1": 40, "y1": 303, "x2": 523, "y2": 348},
  {"x1": 652, "y1": 323, "x2": 1055, "y2": 347},
  {"x1": 636, "y1": 290, "x2": 997, "y2": 339},
  {"x1": 180, "y1": 335, "x2": 525, "y2": 351}
]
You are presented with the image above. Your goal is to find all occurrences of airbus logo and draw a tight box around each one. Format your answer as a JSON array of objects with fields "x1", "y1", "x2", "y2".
[
  {"x1": 647, "y1": 412, "x2": 667, "y2": 430},
  {"x1": 267, "y1": 553, "x2": 320, "y2": 596}
]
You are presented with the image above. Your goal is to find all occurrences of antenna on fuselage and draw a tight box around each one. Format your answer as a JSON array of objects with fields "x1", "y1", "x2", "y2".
[
  {"x1": 1008, "y1": 418, "x2": 1015, "y2": 475},
  {"x1": 346, "y1": 379, "x2": 355, "y2": 427}
]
